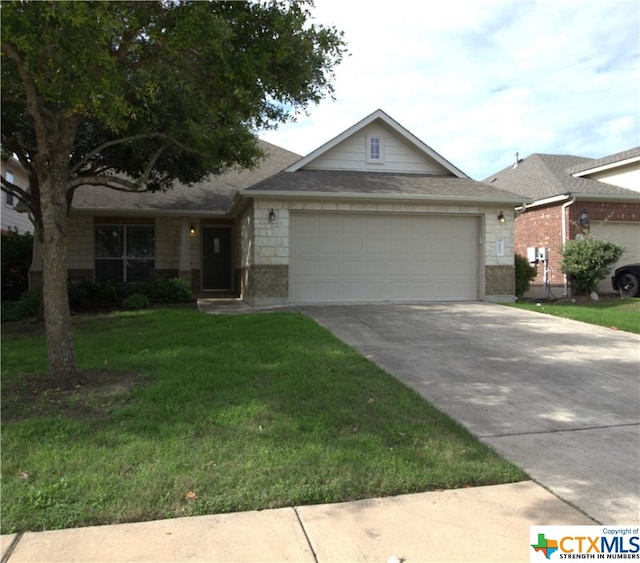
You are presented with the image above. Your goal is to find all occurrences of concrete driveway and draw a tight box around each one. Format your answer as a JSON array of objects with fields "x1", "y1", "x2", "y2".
[{"x1": 297, "y1": 302, "x2": 640, "y2": 525}]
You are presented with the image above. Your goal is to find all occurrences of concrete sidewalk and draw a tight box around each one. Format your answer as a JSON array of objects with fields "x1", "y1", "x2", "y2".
[{"x1": 1, "y1": 481, "x2": 595, "y2": 563}]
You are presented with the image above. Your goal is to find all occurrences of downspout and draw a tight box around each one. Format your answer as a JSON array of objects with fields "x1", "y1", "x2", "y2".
[{"x1": 561, "y1": 195, "x2": 575, "y2": 296}]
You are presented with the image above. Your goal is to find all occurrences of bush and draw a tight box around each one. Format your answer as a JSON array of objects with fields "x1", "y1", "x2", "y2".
[
  {"x1": 67, "y1": 277, "x2": 192, "y2": 312},
  {"x1": 67, "y1": 280, "x2": 96, "y2": 310},
  {"x1": 1, "y1": 228, "x2": 33, "y2": 301},
  {"x1": 122, "y1": 293, "x2": 149, "y2": 310},
  {"x1": 94, "y1": 281, "x2": 119, "y2": 307},
  {"x1": 148, "y1": 277, "x2": 192, "y2": 303},
  {"x1": 514, "y1": 254, "x2": 537, "y2": 298},
  {"x1": 561, "y1": 235, "x2": 624, "y2": 295},
  {"x1": 1, "y1": 291, "x2": 40, "y2": 322}
]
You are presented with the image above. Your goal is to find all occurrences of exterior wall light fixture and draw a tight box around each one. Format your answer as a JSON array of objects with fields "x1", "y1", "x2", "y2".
[
  {"x1": 497, "y1": 211, "x2": 505, "y2": 224},
  {"x1": 269, "y1": 209, "x2": 276, "y2": 222},
  {"x1": 189, "y1": 224, "x2": 196, "y2": 235},
  {"x1": 578, "y1": 209, "x2": 589, "y2": 227}
]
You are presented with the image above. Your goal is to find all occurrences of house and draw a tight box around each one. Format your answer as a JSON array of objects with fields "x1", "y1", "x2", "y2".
[
  {"x1": 484, "y1": 147, "x2": 640, "y2": 297},
  {"x1": 31, "y1": 110, "x2": 524, "y2": 304},
  {"x1": 1, "y1": 155, "x2": 33, "y2": 235}
]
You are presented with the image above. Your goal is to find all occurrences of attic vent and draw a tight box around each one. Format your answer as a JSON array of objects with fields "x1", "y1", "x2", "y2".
[{"x1": 366, "y1": 134, "x2": 384, "y2": 164}]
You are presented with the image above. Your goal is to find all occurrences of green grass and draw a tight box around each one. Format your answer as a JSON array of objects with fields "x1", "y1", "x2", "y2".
[
  {"x1": 506, "y1": 297, "x2": 640, "y2": 334},
  {"x1": 1, "y1": 309, "x2": 527, "y2": 533}
]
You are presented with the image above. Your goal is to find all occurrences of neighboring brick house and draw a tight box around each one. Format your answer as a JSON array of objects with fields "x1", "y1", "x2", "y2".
[
  {"x1": 32, "y1": 109, "x2": 523, "y2": 304},
  {"x1": 484, "y1": 147, "x2": 640, "y2": 297}
]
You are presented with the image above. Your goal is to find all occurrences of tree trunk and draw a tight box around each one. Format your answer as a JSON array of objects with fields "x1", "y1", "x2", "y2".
[{"x1": 39, "y1": 177, "x2": 79, "y2": 390}]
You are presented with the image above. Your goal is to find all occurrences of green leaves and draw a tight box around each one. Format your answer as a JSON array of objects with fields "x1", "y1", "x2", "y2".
[
  {"x1": 561, "y1": 235, "x2": 625, "y2": 294},
  {"x1": 2, "y1": 0, "x2": 346, "y2": 190}
]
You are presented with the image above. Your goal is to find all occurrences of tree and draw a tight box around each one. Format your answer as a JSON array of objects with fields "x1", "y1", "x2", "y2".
[
  {"x1": 1, "y1": 1, "x2": 345, "y2": 389},
  {"x1": 560, "y1": 235, "x2": 624, "y2": 296}
]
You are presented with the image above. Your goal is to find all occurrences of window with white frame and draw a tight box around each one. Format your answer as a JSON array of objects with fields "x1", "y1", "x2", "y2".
[
  {"x1": 366, "y1": 135, "x2": 384, "y2": 164},
  {"x1": 94, "y1": 224, "x2": 155, "y2": 283},
  {"x1": 5, "y1": 171, "x2": 14, "y2": 206}
]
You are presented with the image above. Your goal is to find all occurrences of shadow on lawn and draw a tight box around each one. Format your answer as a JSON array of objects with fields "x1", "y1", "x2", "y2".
[{"x1": 1, "y1": 369, "x2": 150, "y2": 423}]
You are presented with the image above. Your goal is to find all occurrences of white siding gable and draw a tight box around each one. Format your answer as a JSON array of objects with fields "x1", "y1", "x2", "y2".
[
  {"x1": 287, "y1": 110, "x2": 467, "y2": 178},
  {"x1": 303, "y1": 123, "x2": 451, "y2": 174}
]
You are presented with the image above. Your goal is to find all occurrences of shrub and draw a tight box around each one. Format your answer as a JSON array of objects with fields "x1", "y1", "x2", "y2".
[
  {"x1": 117, "y1": 278, "x2": 192, "y2": 303},
  {"x1": 147, "y1": 277, "x2": 192, "y2": 303},
  {"x1": 122, "y1": 293, "x2": 149, "y2": 310},
  {"x1": 1, "y1": 291, "x2": 40, "y2": 322},
  {"x1": 94, "y1": 281, "x2": 119, "y2": 307},
  {"x1": 1, "y1": 228, "x2": 33, "y2": 301},
  {"x1": 561, "y1": 235, "x2": 624, "y2": 295},
  {"x1": 514, "y1": 253, "x2": 537, "y2": 298},
  {"x1": 67, "y1": 280, "x2": 96, "y2": 310}
]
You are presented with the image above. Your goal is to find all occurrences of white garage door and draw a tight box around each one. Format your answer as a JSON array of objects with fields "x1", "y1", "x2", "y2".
[
  {"x1": 592, "y1": 222, "x2": 640, "y2": 293},
  {"x1": 289, "y1": 213, "x2": 479, "y2": 303}
]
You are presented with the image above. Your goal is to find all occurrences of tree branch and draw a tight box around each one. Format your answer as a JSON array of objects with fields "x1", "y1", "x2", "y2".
[
  {"x1": 67, "y1": 174, "x2": 152, "y2": 192},
  {"x1": 1, "y1": 41, "x2": 54, "y2": 139},
  {"x1": 0, "y1": 177, "x2": 33, "y2": 211},
  {"x1": 69, "y1": 132, "x2": 202, "y2": 175}
]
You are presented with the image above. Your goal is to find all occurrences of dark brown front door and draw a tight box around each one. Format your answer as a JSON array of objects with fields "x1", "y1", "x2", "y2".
[{"x1": 202, "y1": 227, "x2": 232, "y2": 291}]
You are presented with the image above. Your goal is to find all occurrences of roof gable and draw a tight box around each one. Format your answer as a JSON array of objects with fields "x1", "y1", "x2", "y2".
[
  {"x1": 484, "y1": 153, "x2": 638, "y2": 201},
  {"x1": 286, "y1": 109, "x2": 468, "y2": 178},
  {"x1": 569, "y1": 146, "x2": 640, "y2": 177}
]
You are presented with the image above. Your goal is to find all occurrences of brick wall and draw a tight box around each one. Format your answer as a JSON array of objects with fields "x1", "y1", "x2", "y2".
[{"x1": 515, "y1": 200, "x2": 640, "y2": 296}]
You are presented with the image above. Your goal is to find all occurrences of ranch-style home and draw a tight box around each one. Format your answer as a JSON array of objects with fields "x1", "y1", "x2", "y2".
[
  {"x1": 485, "y1": 147, "x2": 640, "y2": 297},
  {"x1": 30, "y1": 110, "x2": 525, "y2": 305}
]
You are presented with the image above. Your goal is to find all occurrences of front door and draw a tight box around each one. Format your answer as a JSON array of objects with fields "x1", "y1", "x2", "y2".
[{"x1": 202, "y1": 227, "x2": 232, "y2": 291}]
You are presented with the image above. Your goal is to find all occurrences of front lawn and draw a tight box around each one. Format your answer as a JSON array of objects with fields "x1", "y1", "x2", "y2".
[
  {"x1": 1, "y1": 309, "x2": 526, "y2": 533},
  {"x1": 506, "y1": 297, "x2": 640, "y2": 334}
]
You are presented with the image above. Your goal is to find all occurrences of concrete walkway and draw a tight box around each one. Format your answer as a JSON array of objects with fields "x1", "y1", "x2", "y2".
[
  {"x1": 2, "y1": 481, "x2": 595, "y2": 563},
  {"x1": 298, "y1": 302, "x2": 640, "y2": 525}
]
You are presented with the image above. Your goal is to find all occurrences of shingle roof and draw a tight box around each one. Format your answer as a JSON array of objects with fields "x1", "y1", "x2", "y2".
[
  {"x1": 483, "y1": 153, "x2": 638, "y2": 200},
  {"x1": 567, "y1": 146, "x2": 640, "y2": 175},
  {"x1": 245, "y1": 169, "x2": 521, "y2": 202},
  {"x1": 71, "y1": 141, "x2": 301, "y2": 214}
]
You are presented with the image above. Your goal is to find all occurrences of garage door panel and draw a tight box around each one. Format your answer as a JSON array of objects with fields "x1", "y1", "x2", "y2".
[
  {"x1": 290, "y1": 213, "x2": 478, "y2": 302},
  {"x1": 591, "y1": 222, "x2": 640, "y2": 293}
]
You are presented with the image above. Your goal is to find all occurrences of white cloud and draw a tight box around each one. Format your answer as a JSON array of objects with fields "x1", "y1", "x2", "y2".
[{"x1": 261, "y1": 0, "x2": 640, "y2": 179}]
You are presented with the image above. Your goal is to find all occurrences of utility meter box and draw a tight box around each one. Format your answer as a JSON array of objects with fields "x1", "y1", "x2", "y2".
[
  {"x1": 536, "y1": 247, "x2": 548, "y2": 262},
  {"x1": 527, "y1": 247, "x2": 548, "y2": 263}
]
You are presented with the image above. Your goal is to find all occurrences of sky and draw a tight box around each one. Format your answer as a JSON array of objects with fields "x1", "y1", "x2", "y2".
[{"x1": 260, "y1": 0, "x2": 640, "y2": 180}]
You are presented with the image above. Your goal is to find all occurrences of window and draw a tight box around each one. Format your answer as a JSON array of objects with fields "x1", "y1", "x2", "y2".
[
  {"x1": 366, "y1": 135, "x2": 384, "y2": 164},
  {"x1": 5, "y1": 171, "x2": 14, "y2": 206},
  {"x1": 95, "y1": 224, "x2": 155, "y2": 283}
]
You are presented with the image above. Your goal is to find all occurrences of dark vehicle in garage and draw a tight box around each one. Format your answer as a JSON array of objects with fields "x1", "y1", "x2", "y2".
[{"x1": 611, "y1": 264, "x2": 640, "y2": 297}]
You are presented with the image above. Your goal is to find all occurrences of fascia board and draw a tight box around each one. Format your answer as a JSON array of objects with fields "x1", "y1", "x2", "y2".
[
  {"x1": 245, "y1": 189, "x2": 528, "y2": 206},
  {"x1": 517, "y1": 194, "x2": 571, "y2": 210},
  {"x1": 572, "y1": 155, "x2": 640, "y2": 177},
  {"x1": 518, "y1": 192, "x2": 640, "y2": 211},
  {"x1": 71, "y1": 208, "x2": 229, "y2": 218},
  {"x1": 570, "y1": 192, "x2": 640, "y2": 203}
]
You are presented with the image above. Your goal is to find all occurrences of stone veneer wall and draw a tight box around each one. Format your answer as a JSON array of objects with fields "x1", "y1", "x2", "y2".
[
  {"x1": 244, "y1": 264, "x2": 288, "y2": 306},
  {"x1": 241, "y1": 199, "x2": 517, "y2": 304},
  {"x1": 485, "y1": 265, "x2": 515, "y2": 302}
]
